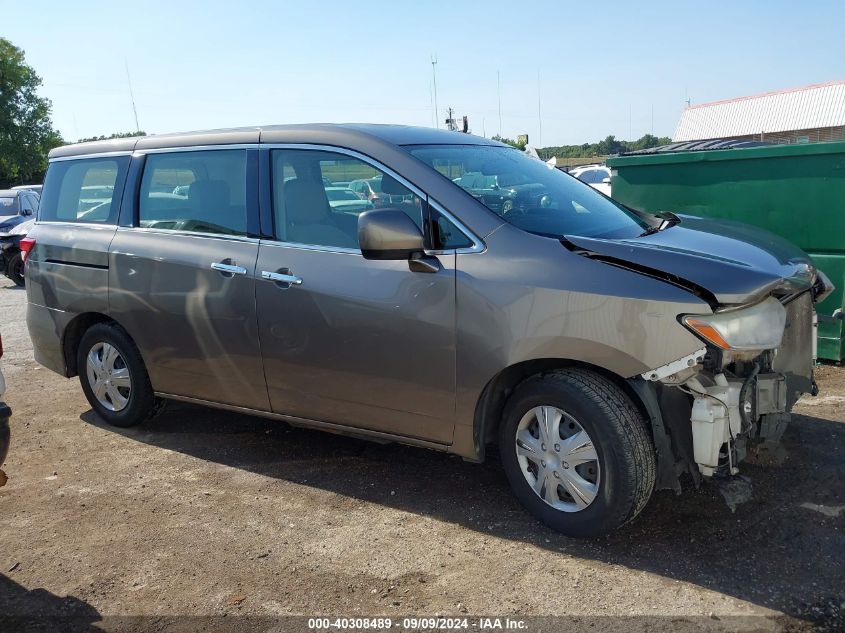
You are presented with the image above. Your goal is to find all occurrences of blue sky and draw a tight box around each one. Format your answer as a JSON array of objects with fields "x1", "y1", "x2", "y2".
[{"x1": 3, "y1": 0, "x2": 844, "y2": 146}]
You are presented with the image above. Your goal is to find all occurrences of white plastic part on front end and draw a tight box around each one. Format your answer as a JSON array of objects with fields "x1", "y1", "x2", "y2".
[
  {"x1": 641, "y1": 348, "x2": 707, "y2": 382},
  {"x1": 686, "y1": 374, "x2": 742, "y2": 477}
]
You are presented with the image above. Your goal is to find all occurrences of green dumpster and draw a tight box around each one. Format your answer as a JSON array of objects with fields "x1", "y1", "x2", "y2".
[{"x1": 607, "y1": 141, "x2": 845, "y2": 361}]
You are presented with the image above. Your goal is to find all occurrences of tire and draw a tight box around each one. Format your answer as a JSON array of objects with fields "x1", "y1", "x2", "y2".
[
  {"x1": 498, "y1": 368, "x2": 655, "y2": 538},
  {"x1": 6, "y1": 251, "x2": 24, "y2": 287},
  {"x1": 77, "y1": 323, "x2": 165, "y2": 427}
]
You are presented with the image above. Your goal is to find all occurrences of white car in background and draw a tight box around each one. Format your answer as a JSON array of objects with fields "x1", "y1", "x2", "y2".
[{"x1": 570, "y1": 164, "x2": 612, "y2": 196}]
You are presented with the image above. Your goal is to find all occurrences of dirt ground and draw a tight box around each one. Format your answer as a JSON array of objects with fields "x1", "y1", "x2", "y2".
[{"x1": 0, "y1": 278, "x2": 842, "y2": 632}]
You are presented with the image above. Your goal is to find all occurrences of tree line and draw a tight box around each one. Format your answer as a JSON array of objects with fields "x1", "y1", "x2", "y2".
[{"x1": 493, "y1": 133, "x2": 672, "y2": 159}]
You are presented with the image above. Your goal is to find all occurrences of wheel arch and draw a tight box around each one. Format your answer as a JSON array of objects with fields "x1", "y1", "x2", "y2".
[
  {"x1": 472, "y1": 358, "x2": 654, "y2": 463},
  {"x1": 62, "y1": 312, "x2": 122, "y2": 377}
]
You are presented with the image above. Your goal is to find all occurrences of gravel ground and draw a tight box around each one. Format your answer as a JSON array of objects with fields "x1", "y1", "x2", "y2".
[{"x1": 0, "y1": 279, "x2": 842, "y2": 632}]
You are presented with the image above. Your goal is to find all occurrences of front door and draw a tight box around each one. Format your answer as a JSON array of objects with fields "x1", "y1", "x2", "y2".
[{"x1": 255, "y1": 148, "x2": 456, "y2": 443}]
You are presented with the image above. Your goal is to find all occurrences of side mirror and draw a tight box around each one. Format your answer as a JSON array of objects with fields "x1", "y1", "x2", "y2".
[
  {"x1": 602, "y1": 177, "x2": 611, "y2": 185},
  {"x1": 358, "y1": 209, "x2": 425, "y2": 260}
]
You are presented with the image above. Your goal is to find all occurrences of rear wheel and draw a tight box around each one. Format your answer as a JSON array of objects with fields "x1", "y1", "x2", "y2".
[
  {"x1": 6, "y1": 251, "x2": 24, "y2": 286},
  {"x1": 499, "y1": 368, "x2": 655, "y2": 537},
  {"x1": 77, "y1": 323, "x2": 165, "y2": 427}
]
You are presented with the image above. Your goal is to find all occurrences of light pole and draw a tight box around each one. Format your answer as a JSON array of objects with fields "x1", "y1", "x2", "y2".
[{"x1": 431, "y1": 54, "x2": 439, "y2": 129}]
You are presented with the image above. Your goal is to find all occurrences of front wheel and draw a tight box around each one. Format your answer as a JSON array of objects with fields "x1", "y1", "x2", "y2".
[
  {"x1": 77, "y1": 323, "x2": 165, "y2": 427},
  {"x1": 499, "y1": 369, "x2": 655, "y2": 537},
  {"x1": 6, "y1": 251, "x2": 24, "y2": 286}
]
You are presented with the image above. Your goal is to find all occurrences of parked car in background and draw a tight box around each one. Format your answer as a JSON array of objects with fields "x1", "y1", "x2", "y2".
[
  {"x1": 325, "y1": 187, "x2": 374, "y2": 214},
  {"x1": 570, "y1": 165, "x2": 612, "y2": 196},
  {"x1": 452, "y1": 171, "x2": 547, "y2": 214},
  {"x1": 0, "y1": 330, "x2": 10, "y2": 487},
  {"x1": 0, "y1": 189, "x2": 39, "y2": 224},
  {"x1": 25, "y1": 124, "x2": 828, "y2": 537},
  {"x1": 12, "y1": 184, "x2": 43, "y2": 196},
  {"x1": 348, "y1": 176, "x2": 413, "y2": 207},
  {"x1": 348, "y1": 177, "x2": 384, "y2": 205},
  {"x1": 0, "y1": 189, "x2": 38, "y2": 285},
  {"x1": 1, "y1": 217, "x2": 35, "y2": 286}
]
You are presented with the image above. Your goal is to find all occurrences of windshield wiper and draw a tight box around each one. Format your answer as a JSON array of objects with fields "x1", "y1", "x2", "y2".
[{"x1": 639, "y1": 211, "x2": 680, "y2": 237}]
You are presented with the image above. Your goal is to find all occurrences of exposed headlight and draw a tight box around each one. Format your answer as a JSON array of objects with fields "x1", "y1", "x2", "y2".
[
  {"x1": 813, "y1": 269, "x2": 835, "y2": 304},
  {"x1": 682, "y1": 297, "x2": 786, "y2": 351}
]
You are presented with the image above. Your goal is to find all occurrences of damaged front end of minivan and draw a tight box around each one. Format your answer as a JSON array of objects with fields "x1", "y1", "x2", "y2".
[{"x1": 565, "y1": 217, "x2": 835, "y2": 492}]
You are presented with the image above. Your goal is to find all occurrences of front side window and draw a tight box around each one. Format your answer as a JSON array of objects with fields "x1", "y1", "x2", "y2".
[
  {"x1": 139, "y1": 149, "x2": 247, "y2": 236},
  {"x1": 406, "y1": 145, "x2": 647, "y2": 240},
  {"x1": 39, "y1": 157, "x2": 129, "y2": 223},
  {"x1": 271, "y1": 149, "x2": 424, "y2": 249}
]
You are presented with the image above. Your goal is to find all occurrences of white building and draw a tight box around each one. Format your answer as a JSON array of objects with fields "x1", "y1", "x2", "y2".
[{"x1": 674, "y1": 80, "x2": 845, "y2": 144}]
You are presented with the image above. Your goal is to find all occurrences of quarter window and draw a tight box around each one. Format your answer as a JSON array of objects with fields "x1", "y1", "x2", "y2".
[
  {"x1": 139, "y1": 150, "x2": 247, "y2": 236},
  {"x1": 429, "y1": 208, "x2": 473, "y2": 250},
  {"x1": 271, "y1": 149, "x2": 424, "y2": 249},
  {"x1": 39, "y1": 157, "x2": 129, "y2": 223}
]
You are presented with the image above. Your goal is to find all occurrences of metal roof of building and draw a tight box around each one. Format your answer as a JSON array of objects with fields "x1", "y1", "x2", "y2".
[{"x1": 673, "y1": 80, "x2": 845, "y2": 141}]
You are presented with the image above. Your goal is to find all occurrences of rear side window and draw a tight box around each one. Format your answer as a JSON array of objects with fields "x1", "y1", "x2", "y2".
[
  {"x1": 39, "y1": 157, "x2": 129, "y2": 223},
  {"x1": 138, "y1": 149, "x2": 247, "y2": 236}
]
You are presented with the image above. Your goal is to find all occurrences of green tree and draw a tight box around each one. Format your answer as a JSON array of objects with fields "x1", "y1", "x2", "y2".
[
  {"x1": 0, "y1": 38, "x2": 63, "y2": 187},
  {"x1": 77, "y1": 131, "x2": 147, "y2": 143},
  {"x1": 492, "y1": 134, "x2": 527, "y2": 151},
  {"x1": 537, "y1": 134, "x2": 673, "y2": 161}
]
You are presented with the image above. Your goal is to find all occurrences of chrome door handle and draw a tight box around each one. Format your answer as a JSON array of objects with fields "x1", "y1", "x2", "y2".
[
  {"x1": 211, "y1": 262, "x2": 247, "y2": 275},
  {"x1": 261, "y1": 271, "x2": 303, "y2": 285}
]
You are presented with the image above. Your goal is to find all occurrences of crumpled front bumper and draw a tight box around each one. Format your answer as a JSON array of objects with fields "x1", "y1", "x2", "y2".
[{"x1": 639, "y1": 291, "x2": 817, "y2": 485}]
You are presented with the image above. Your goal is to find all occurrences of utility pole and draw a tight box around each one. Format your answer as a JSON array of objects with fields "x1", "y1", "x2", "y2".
[
  {"x1": 125, "y1": 59, "x2": 140, "y2": 133},
  {"x1": 431, "y1": 54, "x2": 439, "y2": 129},
  {"x1": 497, "y1": 70, "x2": 502, "y2": 136}
]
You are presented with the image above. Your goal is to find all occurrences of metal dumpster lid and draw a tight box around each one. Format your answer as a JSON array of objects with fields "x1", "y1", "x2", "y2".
[{"x1": 621, "y1": 139, "x2": 771, "y2": 156}]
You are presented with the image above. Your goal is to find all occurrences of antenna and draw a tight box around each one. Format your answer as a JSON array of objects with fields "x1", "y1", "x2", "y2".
[
  {"x1": 125, "y1": 59, "x2": 140, "y2": 133},
  {"x1": 497, "y1": 70, "x2": 502, "y2": 136},
  {"x1": 431, "y1": 54, "x2": 439, "y2": 129},
  {"x1": 537, "y1": 70, "x2": 542, "y2": 147}
]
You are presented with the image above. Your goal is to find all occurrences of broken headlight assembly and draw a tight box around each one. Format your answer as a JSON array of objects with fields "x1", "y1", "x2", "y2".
[{"x1": 681, "y1": 297, "x2": 786, "y2": 353}]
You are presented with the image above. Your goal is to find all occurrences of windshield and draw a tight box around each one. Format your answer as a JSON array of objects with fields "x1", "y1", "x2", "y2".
[{"x1": 406, "y1": 144, "x2": 648, "y2": 239}]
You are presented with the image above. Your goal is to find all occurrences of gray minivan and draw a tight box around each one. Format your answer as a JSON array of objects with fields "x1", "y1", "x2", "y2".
[{"x1": 25, "y1": 125, "x2": 832, "y2": 536}]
